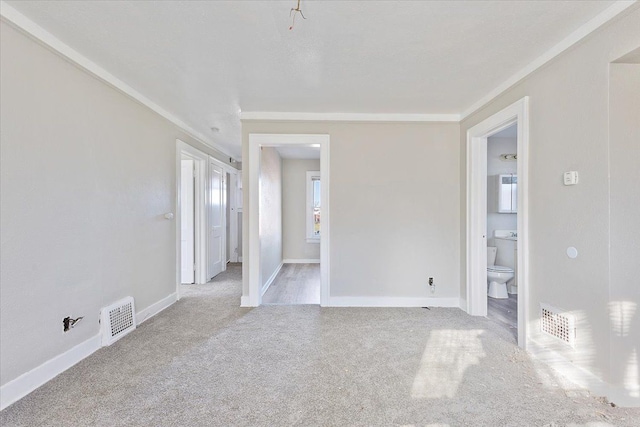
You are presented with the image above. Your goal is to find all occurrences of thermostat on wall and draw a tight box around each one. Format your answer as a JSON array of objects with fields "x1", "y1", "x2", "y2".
[{"x1": 564, "y1": 171, "x2": 579, "y2": 186}]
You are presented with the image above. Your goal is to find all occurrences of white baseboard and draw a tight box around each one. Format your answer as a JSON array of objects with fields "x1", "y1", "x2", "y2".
[
  {"x1": 283, "y1": 259, "x2": 320, "y2": 264},
  {"x1": 607, "y1": 386, "x2": 640, "y2": 408},
  {"x1": 0, "y1": 334, "x2": 101, "y2": 411},
  {"x1": 327, "y1": 297, "x2": 461, "y2": 308},
  {"x1": 261, "y1": 262, "x2": 283, "y2": 296},
  {"x1": 459, "y1": 298, "x2": 468, "y2": 312},
  {"x1": 240, "y1": 295, "x2": 251, "y2": 307},
  {"x1": 136, "y1": 292, "x2": 177, "y2": 325},
  {"x1": 0, "y1": 291, "x2": 178, "y2": 411},
  {"x1": 529, "y1": 339, "x2": 640, "y2": 407}
]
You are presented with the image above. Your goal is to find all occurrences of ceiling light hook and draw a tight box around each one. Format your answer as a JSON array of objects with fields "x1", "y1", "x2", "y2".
[{"x1": 289, "y1": 0, "x2": 306, "y2": 30}]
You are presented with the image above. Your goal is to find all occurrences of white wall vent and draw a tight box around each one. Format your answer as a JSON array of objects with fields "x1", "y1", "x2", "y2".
[
  {"x1": 100, "y1": 297, "x2": 136, "y2": 346},
  {"x1": 540, "y1": 303, "x2": 575, "y2": 347}
]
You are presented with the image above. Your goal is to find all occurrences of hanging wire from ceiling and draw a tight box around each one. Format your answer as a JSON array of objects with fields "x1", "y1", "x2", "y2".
[{"x1": 289, "y1": 0, "x2": 307, "y2": 30}]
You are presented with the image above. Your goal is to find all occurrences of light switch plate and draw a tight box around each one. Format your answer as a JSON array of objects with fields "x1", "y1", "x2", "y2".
[{"x1": 564, "y1": 171, "x2": 579, "y2": 186}]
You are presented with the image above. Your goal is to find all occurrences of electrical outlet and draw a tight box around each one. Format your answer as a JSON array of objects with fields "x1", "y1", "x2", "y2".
[
  {"x1": 429, "y1": 277, "x2": 435, "y2": 293},
  {"x1": 429, "y1": 277, "x2": 434, "y2": 286},
  {"x1": 63, "y1": 316, "x2": 83, "y2": 332}
]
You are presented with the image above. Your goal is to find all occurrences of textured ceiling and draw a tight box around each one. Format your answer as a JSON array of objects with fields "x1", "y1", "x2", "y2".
[{"x1": 5, "y1": 0, "x2": 617, "y2": 157}]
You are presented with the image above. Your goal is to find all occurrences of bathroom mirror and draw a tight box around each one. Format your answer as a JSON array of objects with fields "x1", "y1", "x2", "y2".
[{"x1": 498, "y1": 174, "x2": 517, "y2": 213}]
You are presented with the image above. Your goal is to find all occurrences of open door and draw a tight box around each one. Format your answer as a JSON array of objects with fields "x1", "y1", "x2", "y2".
[
  {"x1": 208, "y1": 159, "x2": 224, "y2": 279},
  {"x1": 180, "y1": 159, "x2": 195, "y2": 283}
]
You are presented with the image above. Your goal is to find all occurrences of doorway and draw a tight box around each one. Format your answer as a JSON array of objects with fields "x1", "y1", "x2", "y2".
[
  {"x1": 176, "y1": 141, "x2": 208, "y2": 294},
  {"x1": 176, "y1": 140, "x2": 239, "y2": 299},
  {"x1": 245, "y1": 134, "x2": 330, "y2": 307},
  {"x1": 485, "y1": 123, "x2": 518, "y2": 340},
  {"x1": 466, "y1": 97, "x2": 529, "y2": 349}
]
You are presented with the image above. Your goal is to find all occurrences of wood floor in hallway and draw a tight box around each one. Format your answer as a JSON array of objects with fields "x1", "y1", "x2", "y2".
[{"x1": 262, "y1": 263, "x2": 320, "y2": 304}]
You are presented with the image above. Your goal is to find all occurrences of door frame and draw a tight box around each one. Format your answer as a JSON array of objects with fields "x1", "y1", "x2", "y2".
[
  {"x1": 179, "y1": 157, "x2": 196, "y2": 284},
  {"x1": 466, "y1": 97, "x2": 530, "y2": 349},
  {"x1": 245, "y1": 134, "x2": 330, "y2": 307},
  {"x1": 176, "y1": 140, "x2": 209, "y2": 298}
]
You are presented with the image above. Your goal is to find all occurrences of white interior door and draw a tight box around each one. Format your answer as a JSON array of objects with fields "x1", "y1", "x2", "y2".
[
  {"x1": 208, "y1": 160, "x2": 224, "y2": 279},
  {"x1": 181, "y1": 159, "x2": 195, "y2": 284}
]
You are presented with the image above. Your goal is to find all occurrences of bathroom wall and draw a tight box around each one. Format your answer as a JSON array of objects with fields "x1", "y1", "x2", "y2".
[
  {"x1": 282, "y1": 158, "x2": 321, "y2": 261},
  {"x1": 459, "y1": 6, "x2": 640, "y2": 405},
  {"x1": 486, "y1": 135, "x2": 517, "y2": 246},
  {"x1": 259, "y1": 147, "x2": 283, "y2": 288}
]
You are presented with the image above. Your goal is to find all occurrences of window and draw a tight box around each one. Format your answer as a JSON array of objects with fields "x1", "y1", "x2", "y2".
[{"x1": 306, "y1": 171, "x2": 320, "y2": 243}]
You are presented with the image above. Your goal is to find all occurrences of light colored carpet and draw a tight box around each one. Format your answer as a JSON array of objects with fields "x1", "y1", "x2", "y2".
[{"x1": 1, "y1": 264, "x2": 638, "y2": 426}]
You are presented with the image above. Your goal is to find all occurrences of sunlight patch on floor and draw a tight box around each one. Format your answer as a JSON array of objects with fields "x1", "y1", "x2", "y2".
[{"x1": 411, "y1": 329, "x2": 485, "y2": 399}]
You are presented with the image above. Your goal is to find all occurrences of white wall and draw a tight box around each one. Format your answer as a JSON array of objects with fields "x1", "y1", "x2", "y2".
[
  {"x1": 459, "y1": 6, "x2": 640, "y2": 405},
  {"x1": 486, "y1": 136, "x2": 517, "y2": 245},
  {"x1": 282, "y1": 159, "x2": 321, "y2": 261},
  {"x1": 243, "y1": 122, "x2": 460, "y2": 301},
  {"x1": 608, "y1": 62, "x2": 640, "y2": 404},
  {"x1": 259, "y1": 147, "x2": 283, "y2": 288},
  {"x1": 0, "y1": 21, "x2": 233, "y2": 388}
]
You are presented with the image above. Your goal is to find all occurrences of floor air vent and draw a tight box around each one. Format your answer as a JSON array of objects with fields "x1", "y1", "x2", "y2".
[
  {"x1": 100, "y1": 297, "x2": 136, "y2": 346},
  {"x1": 541, "y1": 303, "x2": 575, "y2": 347}
]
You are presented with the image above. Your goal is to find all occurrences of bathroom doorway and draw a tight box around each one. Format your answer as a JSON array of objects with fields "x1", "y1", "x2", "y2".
[
  {"x1": 486, "y1": 123, "x2": 518, "y2": 340},
  {"x1": 466, "y1": 97, "x2": 529, "y2": 349}
]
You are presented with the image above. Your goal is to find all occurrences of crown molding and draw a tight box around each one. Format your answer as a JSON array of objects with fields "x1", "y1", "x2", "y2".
[
  {"x1": 2, "y1": 0, "x2": 635, "y2": 132},
  {"x1": 240, "y1": 112, "x2": 460, "y2": 122},
  {"x1": 461, "y1": 0, "x2": 638, "y2": 120},
  {"x1": 0, "y1": 1, "x2": 232, "y2": 158}
]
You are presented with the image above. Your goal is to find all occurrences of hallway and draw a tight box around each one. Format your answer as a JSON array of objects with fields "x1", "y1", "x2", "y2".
[{"x1": 262, "y1": 263, "x2": 320, "y2": 305}]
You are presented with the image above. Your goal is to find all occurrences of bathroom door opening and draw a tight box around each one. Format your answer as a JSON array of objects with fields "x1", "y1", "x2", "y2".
[
  {"x1": 486, "y1": 123, "x2": 519, "y2": 341},
  {"x1": 466, "y1": 97, "x2": 530, "y2": 349}
]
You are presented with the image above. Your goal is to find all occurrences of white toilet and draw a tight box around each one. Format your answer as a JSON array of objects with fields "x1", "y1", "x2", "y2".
[{"x1": 487, "y1": 246, "x2": 514, "y2": 299}]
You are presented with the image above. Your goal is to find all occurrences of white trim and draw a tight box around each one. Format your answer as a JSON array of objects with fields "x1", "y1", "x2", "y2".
[
  {"x1": 241, "y1": 112, "x2": 460, "y2": 122},
  {"x1": 528, "y1": 339, "x2": 610, "y2": 401},
  {"x1": 246, "y1": 134, "x2": 330, "y2": 307},
  {"x1": 461, "y1": 1, "x2": 637, "y2": 119},
  {"x1": 136, "y1": 292, "x2": 177, "y2": 325},
  {"x1": 0, "y1": 1, "x2": 232, "y2": 158},
  {"x1": 261, "y1": 262, "x2": 283, "y2": 296},
  {"x1": 328, "y1": 297, "x2": 460, "y2": 308},
  {"x1": 529, "y1": 337, "x2": 640, "y2": 407},
  {"x1": 240, "y1": 295, "x2": 250, "y2": 307},
  {"x1": 466, "y1": 97, "x2": 530, "y2": 350},
  {"x1": 0, "y1": 334, "x2": 101, "y2": 411},
  {"x1": 283, "y1": 259, "x2": 321, "y2": 264},
  {"x1": 1, "y1": 0, "x2": 631, "y2": 144}
]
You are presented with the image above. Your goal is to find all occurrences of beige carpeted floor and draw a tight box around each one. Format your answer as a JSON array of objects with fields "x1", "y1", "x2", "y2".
[{"x1": 1, "y1": 264, "x2": 639, "y2": 426}]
